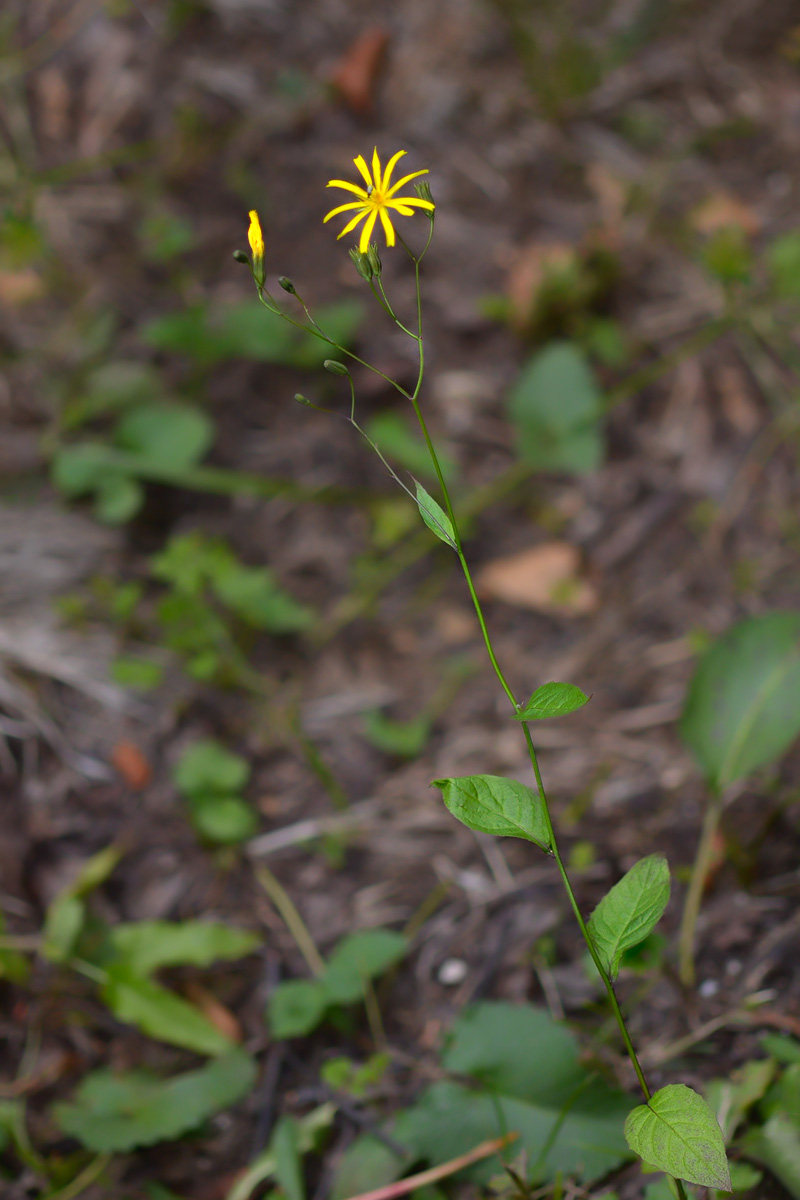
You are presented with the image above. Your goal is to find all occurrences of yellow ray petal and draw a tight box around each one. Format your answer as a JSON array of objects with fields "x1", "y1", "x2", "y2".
[
  {"x1": 359, "y1": 209, "x2": 379, "y2": 253},
  {"x1": 326, "y1": 179, "x2": 369, "y2": 199},
  {"x1": 371, "y1": 146, "x2": 382, "y2": 191},
  {"x1": 385, "y1": 197, "x2": 434, "y2": 212},
  {"x1": 353, "y1": 155, "x2": 373, "y2": 189},
  {"x1": 380, "y1": 150, "x2": 407, "y2": 192},
  {"x1": 323, "y1": 201, "x2": 368, "y2": 223},
  {"x1": 386, "y1": 168, "x2": 429, "y2": 197},
  {"x1": 378, "y1": 207, "x2": 396, "y2": 246},
  {"x1": 386, "y1": 202, "x2": 415, "y2": 216},
  {"x1": 336, "y1": 209, "x2": 370, "y2": 240}
]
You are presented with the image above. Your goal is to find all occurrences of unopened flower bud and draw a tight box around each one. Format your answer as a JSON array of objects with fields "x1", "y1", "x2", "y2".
[
  {"x1": 247, "y1": 209, "x2": 266, "y2": 287},
  {"x1": 233, "y1": 249, "x2": 248, "y2": 264},
  {"x1": 323, "y1": 359, "x2": 350, "y2": 377},
  {"x1": 349, "y1": 247, "x2": 373, "y2": 281},
  {"x1": 414, "y1": 180, "x2": 435, "y2": 217},
  {"x1": 366, "y1": 242, "x2": 382, "y2": 276},
  {"x1": 294, "y1": 393, "x2": 313, "y2": 405},
  {"x1": 278, "y1": 275, "x2": 296, "y2": 294}
]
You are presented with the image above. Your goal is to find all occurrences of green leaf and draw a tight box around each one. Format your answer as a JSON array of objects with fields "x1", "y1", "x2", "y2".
[
  {"x1": 226, "y1": 1104, "x2": 336, "y2": 1200},
  {"x1": 441, "y1": 1002, "x2": 587, "y2": 1105},
  {"x1": 587, "y1": 854, "x2": 671, "y2": 979},
  {"x1": 211, "y1": 561, "x2": 313, "y2": 633},
  {"x1": 514, "y1": 681, "x2": 589, "y2": 721},
  {"x1": 331, "y1": 1135, "x2": 406, "y2": 1200},
  {"x1": 53, "y1": 1048, "x2": 256, "y2": 1152},
  {"x1": 624, "y1": 1084, "x2": 731, "y2": 1191},
  {"x1": 51, "y1": 442, "x2": 115, "y2": 497},
  {"x1": 431, "y1": 774, "x2": 551, "y2": 851},
  {"x1": 723, "y1": 1161, "x2": 762, "y2": 1194},
  {"x1": 41, "y1": 895, "x2": 85, "y2": 964},
  {"x1": 189, "y1": 795, "x2": 258, "y2": 845},
  {"x1": 94, "y1": 474, "x2": 144, "y2": 524},
  {"x1": 102, "y1": 965, "x2": 235, "y2": 1055},
  {"x1": 681, "y1": 612, "x2": 800, "y2": 789},
  {"x1": 272, "y1": 1116, "x2": 305, "y2": 1200},
  {"x1": 767, "y1": 230, "x2": 800, "y2": 298},
  {"x1": 111, "y1": 656, "x2": 164, "y2": 690},
  {"x1": 741, "y1": 1113, "x2": 800, "y2": 1198},
  {"x1": 268, "y1": 979, "x2": 329, "y2": 1039},
  {"x1": 108, "y1": 920, "x2": 259, "y2": 976},
  {"x1": 705, "y1": 1058, "x2": 776, "y2": 1142},
  {"x1": 323, "y1": 930, "x2": 407, "y2": 1004},
  {"x1": 173, "y1": 740, "x2": 250, "y2": 798},
  {"x1": 115, "y1": 401, "x2": 214, "y2": 469},
  {"x1": 761, "y1": 1034, "x2": 800, "y2": 1065},
  {"x1": 362, "y1": 710, "x2": 431, "y2": 758},
  {"x1": 414, "y1": 481, "x2": 457, "y2": 549},
  {"x1": 507, "y1": 342, "x2": 605, "y2": 475},
  {"x1": 67, "y1": 361, "x2": 164, "y2": 429}
]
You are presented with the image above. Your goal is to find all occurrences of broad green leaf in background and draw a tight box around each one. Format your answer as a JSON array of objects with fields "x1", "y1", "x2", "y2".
[
  {"x1": 54, "y1": 1049, "x2": 256, "y2": 1152},
  {"x1": 365, "y1": 413, "x2": 457, "y2": 483},
  {"x1": 64, "y1": 360, "x2": 164, "y2": 430},
  {"x1": 514, "y1": 681, "x2": 589, "y2": 721},
  {"x1": 114, "y1": 401, "x2": 214, "y2": 470},
  {"x1": 507, "y1": 341, "x2": 605, "y2": 474},
  {"x1": 587, "y1": 854, "x2": 671, "y2": 979},
  {"x1": 331, "y1": 1134, "x2": 406, "y2": 1200},
  {"x1": 681, "y1": 612, "x2": 800, "y2": 790},
  {"x1": 189, "y1": 795, "x2": 259, "y2": 845},
  {"x1": 624, "y1": 1084, "x2": 731, "y2": 1191},
  {"x1": 272, "y1": 1116, "x2": 305, "y2": 1200},
  {"x1": 102, "y1": 965, "x2": 235, "y2": 1056},
  {"x1": 41, "y1": 844, "x2": 123, "y2": 963},
  {"x1": 384, "y1": 1002, "x2": 632, "y2": 1187},
  {"x1": 174, "y1": 740, "x2": 250, "y2": 797},
  {"x1": 226, "y1": 1104, "x2": 336, "y2": 1200},
  {"x1": 94, "y1": 474, "x2": 144, "y2": 524},
  {"x1": 108, "y1": 920, "x2": 259, "y2": 977},
  {"x1": 414, "y1": 481, "x2": 457, "y2": 549},
  {"x1": 740, "y1": 1114, "x2": 800, "y2": 1199},
  {"x1": 762, "y1": 1034, "x2": 800, "y2": 1065},
  {"x1": 705, "y1": 1058, "x2": 776, "y2": 1142},
  {"x1": 322, "y1": 929, "x2": 407, "y2": 1004},
  {"x1": 767, "y1": 229, "x2": 800, "y2": 299},
  {"x1": 431, "y1": 774, "x2": 551, "y2": 851},
  {"x1": 362, "y1": 710, "x2": 431, "y2": 758},
  {"x1": 211, "y1": 560, "x2": 314, "y2": 633},
  {"x1": 268, "y1": 979, "x2": 329, "y2": 1039}
]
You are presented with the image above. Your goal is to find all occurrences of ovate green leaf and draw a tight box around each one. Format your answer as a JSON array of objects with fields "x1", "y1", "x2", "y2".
[
  {"x1": 268, "y1": 979, "x2": 328, "y2": 1039},
  {"x1": 587, "y1": 854, "x2": 670, "y2": 979},
  {"x1": 515, "y1": 681, "x2": 589, "y2": 721},
  {"x1": 507, "y1": 342, "x2": 605, "y2": 475},
  {"x1": 624, "y1": 1084, "x2": 731, "y2": 1191},
  {"x1": 53, "y1": 1049, "x2": 256, "y2": 1152},
  {"x1": 173, "y1": 740, "x2": 250, "y2": 798},
  {"x1": 115, "y1": 401, "x2": 214, "y2": 470},
  {"x1": 272, "y1": 1116, "x2": 305, "y2": 1200},
  {"x1": 740, "y1": 1113, "x2": 800, "y2": 1199},
  {"x1": 102, "y1": 966, "x2": 235, "y2": 1056},
  {"x1": 414, "y1": 481, "x2": 457, "y2": 549},
  {"x1": 108, "y1": 920, "x2": 259, "y2": 976},
  {"x1": 681, "y1": 612, "x2": 800, "y2": 789},
  {"x1": 323, "y1": 929, "x2": 407, "y2": 1004},
  {"x1": 431, "y1": 774, "x2": 551, "y2": 851}
]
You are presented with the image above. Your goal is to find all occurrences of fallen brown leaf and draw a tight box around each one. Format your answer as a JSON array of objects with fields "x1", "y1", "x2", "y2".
[
  {"x1": 185, "y1": 981, "x2": 243, "y2": 1043},
  {"x1": 111, "y1": 740, "x2": 152, "y2": 790},
  {"x1": 329, "y1": 27, "x2": 390, "y2": 116},
  {"x1": 476, "y1": 542, "x2": 598, "y2": 616},
  {"x1": 689, "y1": 191, "x2": 760, "y2": 236}
]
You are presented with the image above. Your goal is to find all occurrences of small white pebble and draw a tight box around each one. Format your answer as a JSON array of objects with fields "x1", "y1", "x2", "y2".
[
  {"x1": 438, "y1": 958, "x2": 468, "y2": 986},
  {"x1": 699, "y1": 978, "x2": 719, "y2": 998}
]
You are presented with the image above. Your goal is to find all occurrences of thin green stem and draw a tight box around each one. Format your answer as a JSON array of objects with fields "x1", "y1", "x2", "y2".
[{"x1": 679, "y1": 789, "x2": 724, "y2": 988}]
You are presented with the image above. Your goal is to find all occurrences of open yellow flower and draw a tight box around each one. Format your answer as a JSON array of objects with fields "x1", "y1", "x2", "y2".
[{"x1": 324, "y1": 148, "x2": 434, "y2": 253}]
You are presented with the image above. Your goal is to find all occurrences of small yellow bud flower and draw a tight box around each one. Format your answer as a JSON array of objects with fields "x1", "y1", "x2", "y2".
[
  {"x1": 323, "y1": 148, "x2": 435, "y2": 253},
  {"x1": 247, "y1": 209, "x2": 265, "y2": 286}
]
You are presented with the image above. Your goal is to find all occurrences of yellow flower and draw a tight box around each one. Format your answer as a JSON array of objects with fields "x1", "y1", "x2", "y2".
[
  {"x1": 247, "y1": 209, "x2": 264, "y2": 261},
  {"x1": 324, "y1": 148, "x2": 435, "y2": 253}
]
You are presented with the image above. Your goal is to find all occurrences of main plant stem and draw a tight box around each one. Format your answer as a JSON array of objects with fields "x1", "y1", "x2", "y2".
[{"x1": 402, "y1": 240, "x2": 688, "y2": 1200}]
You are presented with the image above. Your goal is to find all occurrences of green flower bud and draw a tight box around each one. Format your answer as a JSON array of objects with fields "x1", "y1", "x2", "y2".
[
  {"x1": 349, "y1": 246, "x2": 373, "y2": 281},
  {"x1": 366, "y1": 242, "x2": 382, "y2": 276},
  {"x1": 232, "y1": 249, "x2": 249, "y2": 263},
  {"x1": 294, "y1": 393, "x2": 313, "y2": 405},
  {"x1": 278, "y1": 275, "x2": 296, "y2": 294},
  {"x1": 414, "y1": 180, "x2": 435, "y2": 217},
  {"x1": 323, "y1": 359, "x2": 350, "y2": 377}
]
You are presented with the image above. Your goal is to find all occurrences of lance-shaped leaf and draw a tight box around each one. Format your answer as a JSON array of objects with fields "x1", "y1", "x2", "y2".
[
  {"x1": 515, "y1": 682, "x2": 589, "y2": 721},
  {"x1": 414, "y1": 481, "x2": 457, "y2": 549},
  {"x1": 587, "y1": 854, "x2": 670, "y2": 979},
  {"x1": 431, "y1": 774, "x2": 551, "y2": 851},
  {"x1": 624, "y1": 1084, "x2": 731, "y2": 1191}
]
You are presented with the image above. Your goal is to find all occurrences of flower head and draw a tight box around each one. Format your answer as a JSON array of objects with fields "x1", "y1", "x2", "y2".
[
  {"x1": 247, "y1": 209, "x2": 265, "y2": 285},
  {"x1": 324, "y1": 148, "x2": 435, "y2": 253}
]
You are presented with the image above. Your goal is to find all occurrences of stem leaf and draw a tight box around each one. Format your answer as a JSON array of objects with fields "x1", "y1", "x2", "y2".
[
  {"x1": 624, "y1": 1084, "x2": 731, "y2": 1191},
  {"x1": 431, "y1": 774, "x2": 551, "y2": 851},
  {"x1": 514, "y1": 681, "x2": 589, "y2": 721},
  {"x1": 414, "y1": 481, "x2": 457, "y2": 549},
  {"x1": 587, "y1": 853, "x2": 670, "y2": 979}
]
